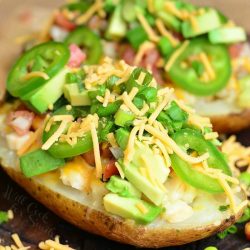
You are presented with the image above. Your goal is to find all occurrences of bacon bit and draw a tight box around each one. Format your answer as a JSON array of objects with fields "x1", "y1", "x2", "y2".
[
  {"x1": 101, "y1": 143, "x2": 112, "y2": 159},
  {"x1": 68, "y1": 44, "x2": 86, "y2": 68},
  {"x1": 229, "y1": 43, "x2": 244, "y2": 59},
  {"x1": 82, "y1": 150, "x2": 95, "y2": 166},
  {"x1": 7, "y1": 111, "x2": 34, "y2": 136},
  {"x1": 151, "y1": 66, "x2": 165, "y2": 85},
  {"x1": 103, "y1": 159, "x2": 119, "y2": 180},
  {"x1": 140, "y1": 48, "x2": 161, "y2": 69},
  {"x1": 55, "y1": 12, "x2": 76, "y2": 31},
  {"x1": 119, "y1": 45, "x2": 136, "y2": 66},
  {"x1": 88, "y1": 15, "x2": 107, "y2": 31}
]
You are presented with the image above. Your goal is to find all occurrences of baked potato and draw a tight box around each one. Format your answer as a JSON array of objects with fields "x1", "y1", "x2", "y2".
[{"x1": 0, "y1": 50, "x2": 247, "y2": 248}]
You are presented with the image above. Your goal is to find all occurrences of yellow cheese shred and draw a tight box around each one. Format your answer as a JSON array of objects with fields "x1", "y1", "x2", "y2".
[
  {"x1": 199, "y1": 52, "x2": 216, "y2": 80},
  {"x1": 155, "y1": 19, "x2": 179, "y2": 47},
  {"x1": 165, "y1": 40, "x2": 190, "y2": 71},
  {"x1": 90, "y1": 121, "x2": 102, "y2": 178},
  {"x1": 21, "y1": 72, "x2": 49, "y2": 81},
  {"x1": 145, "y1": 124, "x2": 209, "y2": 164},
  {"x1": 148, "y1": 89, "x2": 173, "y2": 125},
  {"x1": 134, "y1": 41, "x2": 155, "y2": 65},
  {"x1": 136, "y1": 202, "x2": 148, "y2": 214},
  {"x1": 76, "y1": 1, "x2": 103, "y2": 25},
  {"x1": 136, "y1": 13, "x2": 160, "y2": 43}
]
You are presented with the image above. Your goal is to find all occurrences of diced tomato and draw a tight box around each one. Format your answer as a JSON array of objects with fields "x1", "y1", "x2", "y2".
[
  {"x1": 55, "y1": 12, "x2": 76, "y2": 31},
  {"x1": 229, "y1": 43, "x2": 244, "y2": 59},
  {"x1": 68, "y1": 44, "x2": 86, "y2": 68},
  {"x1": 103, "y1": 159, "x2": 119, "y2": 180},
  {"x1": 82, "y1": 150, "x2": 95, "y2": 166},
  {"x1": 7, "y1": 110, "x2": 34, "y2": 136}
]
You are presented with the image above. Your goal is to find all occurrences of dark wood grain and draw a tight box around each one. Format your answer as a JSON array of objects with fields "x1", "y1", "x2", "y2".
[{"x1": 1, "y1": 128, "x2": 250, "y2": 249}]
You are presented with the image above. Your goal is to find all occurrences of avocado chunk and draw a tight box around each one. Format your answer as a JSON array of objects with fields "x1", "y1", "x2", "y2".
[
  {"x1": 182, "y1": 9, "x2": 222, "y2": 38},
  {"x1": 64, "y1": 83, "x2": 91, "y2": 106},
  {"x1": 208, "y1": 27, "x2": 247, "y2": 44},
  {"x1": 22, "y1": 68, "x2": 69, "y2": 113},
  {"x1": 122, "y1": 162, "x2": 165, "y2": 206},
  {"x1": 106, "y1": 176, "x2": 141, "y2": 198},
  {"x1": 20, "y1": 149, "x2": 65, "y2": 177},
  {"x1": 121, "y1": 141, "x2": 170, "y2": 206},
  {"x1": 103, "y1": 193, "x2": 163, "y2": 224},
  {"x1": 238, "y1": 75, "x2": 250, "y2": 108},
  {"x1": 106, "y1": 5, "x2": 127, "y2": 40}
]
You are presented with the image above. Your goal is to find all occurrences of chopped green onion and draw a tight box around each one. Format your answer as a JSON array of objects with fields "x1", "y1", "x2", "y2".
[
  {"x1": 126, "y1": 26, "x2": 148, "y2": 50},
  {"x1": 158, "y1": 37, "x2": 174, "y2": 58},
  {"x1": 0, "y1": 211, "x2": 8, "y2": 224},
  {"x1": 219, "y1": 205, "x2": 230, "y2": 212},
  {"x1": 115, "y1": 128, "x2": 130, "y2": 150},
  {"x1": 138, "y1": 87, "x2": 157, "y2": 103},
  {"x1": 239, "y1": 172, "x2": 250, "y2": 186},
  {"x1": 237, "y1": 206, "x2": 250, "y2": 223},
  {"x1": 115, "y1": 109, "x2": 135, "y2": 127},
  {"x1": 217, "y1": 225, "x2": 237, "y2": 239},
  {"x1": 192, "y1": 61, "x2": 205, "y2": 76}
]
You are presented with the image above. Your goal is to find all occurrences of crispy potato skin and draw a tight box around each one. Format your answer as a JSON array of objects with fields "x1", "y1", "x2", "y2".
[
  {"x1": 1, "y1": 166, "x2": 245, "y2": 248},
  {"x1": 211, "y1": 109, "x2": 250, "y2": 134}
]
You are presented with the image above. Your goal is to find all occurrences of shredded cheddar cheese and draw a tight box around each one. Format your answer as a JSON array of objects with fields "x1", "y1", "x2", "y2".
[
  {"x1": 165, "y1": 40, "x2": 190, "y2": 71},
  {"x1": 155, "y1": 19, "x2": 179, "y2": 47},
  {"x1": 199, "y1": 52, "x2": 216, "y2": 80},
  {"x1": 136, "y1": 13, "x2": 160, "y2": 43},
  {"x1": 134, "y1": 41, "x2": 155, "y2": 66},
  {"x1": 21, "y1": 72, "x2": 49, "y2": 82},
  {"x1": 76, "y1": 1, "x2": 103, "y2": 25},
  {"x1": 136, "y1": 203, "x2": 148, "y2": 214}
]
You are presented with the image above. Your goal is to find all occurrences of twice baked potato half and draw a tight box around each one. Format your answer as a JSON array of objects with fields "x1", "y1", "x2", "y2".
[{"x1": 0, "y1": 52, "x2": 247, "y2": 248}]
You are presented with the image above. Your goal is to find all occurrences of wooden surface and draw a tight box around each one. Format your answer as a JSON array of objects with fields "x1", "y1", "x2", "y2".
[{"x1": 0, "y1": 0, "x2": 250, "y2": 249}]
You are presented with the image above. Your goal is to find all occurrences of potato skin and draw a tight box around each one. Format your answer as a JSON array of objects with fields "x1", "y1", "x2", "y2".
[
  {"x1": 1, "y1": 166, "x2": 245, "y2": 248},
  {"x1": 211, "y1": 109, "x2": 250, "y2": 134}
]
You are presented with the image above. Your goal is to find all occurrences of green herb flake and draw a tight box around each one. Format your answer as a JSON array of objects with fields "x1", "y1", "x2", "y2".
[
  {"x1": 0, "y1": 211, "x2": 8, "y2": 224},
  {"x1": 217, "y1": 225, "x2": 238, "y2": 239},
  {"x1": 219, "y1": 205, "x2": 229, "y2": 212}
]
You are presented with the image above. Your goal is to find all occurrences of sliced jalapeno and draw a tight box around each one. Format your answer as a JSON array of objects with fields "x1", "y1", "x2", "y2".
[
  {"x1": 168, "y1": 37, "x2": 231, "y2": 96},
  {"x1": 170, "y1": 128, "x2": 231, "y2": 193},
  {"x1": 65, "y1": 27, "x2": 103, "y2": 64},
  {"x1": 7, "y1": 42, "x2": 70, "y2": 97}
]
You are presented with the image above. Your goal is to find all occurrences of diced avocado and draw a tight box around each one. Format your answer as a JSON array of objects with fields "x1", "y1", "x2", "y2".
[
  {"x1": 132, "y1": 141, "x2": 170, "y2": 184},
  {"x1": 238, "y1": 75, "x2": 250, "y2": 108},
  {"x1": 239, "y1": 172, "x2": 250, "y2": 186},
  {"x1": 22, "y1": 68, "x2": 69, "y2": 113},
  {"x1": 182, "y1": 9, "x2": 222, "y2": 38},
  {"x1": 20, "y1": 149, "x2": 65, "y2": 177},
  {"x1": 122, "y1": 162, "x2": 165, "y2": 206},
  {"x1": 208, "y1": 27, "x2": 247, "y2": 44},
  {"x1": 64, "y1": 83, "x2": 91, "y2": 106},
  {"x1": 106, "y1": 5, "x2": 127, "y2": 40},
  {"x1": 115, "y1": 128, "x2": 130, "y2": 150},
  {"x1": 121, "y1": 141, "x2": 170, "y2": 206},
  {"x1": 114, "y1": 109, "x2": 135, "y2": 127},
  {"x1": 106, "y1": 176, "x2": 141, "y2": 198},
  {"x1": 122, "y1": 0, "x2": 137, "y2": 22},
  {"x1": 103, "y1": 193, "x2": 163, "y2": 224}
]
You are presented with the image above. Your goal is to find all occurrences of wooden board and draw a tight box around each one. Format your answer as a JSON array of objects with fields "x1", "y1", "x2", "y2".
[{"x1": 0, "y1": 1, "x2": 250, "y2": 249}]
